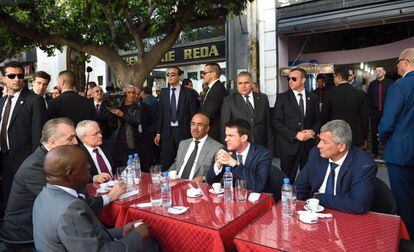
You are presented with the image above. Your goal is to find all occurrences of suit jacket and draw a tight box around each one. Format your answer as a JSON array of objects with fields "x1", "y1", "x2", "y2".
[
  {"x1": 367, "y1": 78, "x2": 393, "y2": 110},
  {"x1": 0, "y1": 88, "x2": 47, "y2": 172},
  {"x1": 79, "y1": 142, "x2": 118, "y2": 181},
  {"x1": 170, "y1": 136, "x2": 224, "y2": 178},
  {"x1": 221, "y1": 92, "x2": 273, "y2": 149},
  {"x1": 206, "y1": 144, "x2": 272, "y2": 193},
  {"x1": 379, "y1": 71, "x2": 414, "y2": 165},
  {"x1": 320, "y1": 83, "x2": 369, "y2": 146},
  {"x1": 95, "y1": 100, "x2": 113, "y2": 139},
  {"x1": 272, "y1": 90, "x2": 320, "y2": 155},
  {"x1": 295, "y1": 146, "x2": 377, "y2": 214},
  {"x1": 0, "y1": 145, "x2": 103, "y2": 241},
  {"x1": 48, "y1": 90, "x2": 96, "y2": 125},
  {"x1": 156, "y1": 85, "x2": 199, "y2": 139},
  {"x1": 33, "y1": 184, "x2": 142, "y2": 252},
  {"x1": 200, "y1": 80, "x2": 227, "y2": 141}
]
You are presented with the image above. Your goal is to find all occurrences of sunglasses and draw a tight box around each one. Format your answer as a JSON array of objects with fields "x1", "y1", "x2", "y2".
[
  {"x1": 396, "y1": 58, "x2": 409, "y2": 64},
  {"x1": 287, "y1": 77, "x2": 297, "y2": 82},
  {"x1": 166, "y1": 72, "x2": 178, "y2": 77},
  {"x1": 6, "y1": 73, "x2": 25, "y2": 80}
]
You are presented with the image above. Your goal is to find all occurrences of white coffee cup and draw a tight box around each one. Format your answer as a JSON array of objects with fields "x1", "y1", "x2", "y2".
[
  {"x1": 306, "y1": 198, "x2": 320, "y2": 211},
  {"x1": 212, "y1": 183, "x2": 221, "y2": 193},
  {"x1": 168, "y1": 170, "x2": 177, "y2": 179},
  {"x1": 99, "y1": 183, "x2": 108, "y2": 191},
  {"x1": 299, "y1": 211, "x2": 318, "y2": 224}
]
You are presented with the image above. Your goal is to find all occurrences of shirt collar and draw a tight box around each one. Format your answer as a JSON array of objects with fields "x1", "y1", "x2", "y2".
[
  {"x1": 292, "y1": 89, "x2": 305, "y2": 97},
  {"x1": 208, "y1": 79, "x2": 220, "y2": 88},
  {"x1": 84, "y1": 144, "x2": 100, "y2": 155},
  {"x1": 8, "y1": 89, "x2": 22, "y2": 99},
  {"x1": 237, "y1": 143, "x2": 250, "y2": 158},
  {"x1": 53, "y1": 185, "x2": 79, "y2": 198},
  {"x1": 329, "y1": 150, "x2": 349, "y2": 166},
  {"x1": 193, "y1": 134, "x2": 208, "y2": 144}
]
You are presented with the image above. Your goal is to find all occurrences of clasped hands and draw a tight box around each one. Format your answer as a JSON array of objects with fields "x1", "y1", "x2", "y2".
[
  {"x1": 215, "y1": 149, "x2": 237, "y2": 168},
  {"x1": 295, "y1": 129, "x2": 315, "y2": 142}
]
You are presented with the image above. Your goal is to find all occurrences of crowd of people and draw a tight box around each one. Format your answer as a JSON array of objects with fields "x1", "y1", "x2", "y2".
[{"x1": 0, "y1": 47, "x2": 413, "y2": 249}]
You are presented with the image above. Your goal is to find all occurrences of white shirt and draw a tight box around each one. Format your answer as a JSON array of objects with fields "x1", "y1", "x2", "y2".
[
  {"x1": 214, "y1": 143, "x2": 251, "y2": 175},
  {"x1": 0, "y1": 90, "x2": 22, "y2": 151},
  {"x1": 292, "y1": 89, "x2": 306, "y2": 115},
  {"x1": 94, "y1": 101, "x2": 102, "y2": 112},
  {"x1": 178, "y1": 135, "x2": 208, "y2": 180},
  {"x1": 170, "y1": 85, "x2": 181, "y2": 126},
  {"x1": 318, "y1": 151, "x2": 349, "y2": 195},
  {"x1": 242, "y1": 92, "x2": 255, "y2": 109},
  {"x1": 84, "y1": 144, "x2": 113, "y2": 176},
  {"x1": 54, "y1": 184, "x2": 110, "y2": 206}
]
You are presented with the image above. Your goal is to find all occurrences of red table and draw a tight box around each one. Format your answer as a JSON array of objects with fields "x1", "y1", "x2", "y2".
[
  {"x1": 123, "y1": 182, "x2": 274, "y2": 252},
  {"x1": 87, "y1": 172, "x2": 185, "y2": 226},
  {"x1": 234, "y1": 201, "x2": 407, "y2": 252}
]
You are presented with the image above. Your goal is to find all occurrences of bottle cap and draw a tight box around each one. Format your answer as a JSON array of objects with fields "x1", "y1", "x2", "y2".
[
  {"x1": 134, "y1": 153, "x2": 139, "y2": 157},
  {"x1": 225, "y1": 166, "x2": 231, "y2": 172},
  {"x1": 283, "y1": 178, "x2": 290, "y2": 184},
  {"x1": 128, "y1": 154, "x2": 133, "y2": 159},
  {"x1": 163, "y1": 171, "x2": 169, "y2": 177}
]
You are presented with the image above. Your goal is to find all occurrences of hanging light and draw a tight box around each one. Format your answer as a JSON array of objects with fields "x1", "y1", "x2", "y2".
[{"x1": 360, "y1": 62, "x2": 364, "y2": 70}]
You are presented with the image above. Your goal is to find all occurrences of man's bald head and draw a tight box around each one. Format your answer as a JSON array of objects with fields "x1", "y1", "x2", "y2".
[
  {"x1": 397, "y1": 48, "x2": 414, "y2": 76},
  {"x1": 44, "y1": 145, "x2": 90, "y2": 190}
]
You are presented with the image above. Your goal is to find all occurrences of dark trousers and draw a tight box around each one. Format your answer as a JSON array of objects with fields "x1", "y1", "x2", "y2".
[
  {"x1": 160, "y1": 127, "x2": 183, "y2": 171},
  {"x1": 279, "y1": 144, "x2": 308, "y2": 183},
  {"x1": 387, "y1": 163, "x2": 414, "y2": 238},
  {"x1": 370, "y1": 109, "x2": 382, "y2": 155},
  {"x1": 0, "y1": 152, "x2": 22, "y2": 203}
]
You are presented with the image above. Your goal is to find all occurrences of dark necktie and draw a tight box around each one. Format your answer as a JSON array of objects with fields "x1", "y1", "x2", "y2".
[
  {"x1": 95, "y1": 104, "x2": 100, "y2": 114},
  {"x1": 244, "y1": 95, "x2": 254, "y2": 119},
  {"x1": 93, "y1": 148, "x2": 110, "y2": 174},
  {"x1": 237, "y1": 154, "x2": 243, "y2": 166},
  {"x1": 170, "y1": 87, "x2": 178, "y2": 123},
  {"x1": 325, "y1": 162, "x2": 339, "y2": 195},
  {"x1": 181, "y1": 140, "x2": 200, "y2": 179},
  {"x1": 1, "y1": 95, "x2": 13, "y2": 153},
  {"x1": 298, "y1": 93, "x2": 305, "y2": 118},
  {"x1": 378, "y1": 81, "x2": 383, "y2": 112}
]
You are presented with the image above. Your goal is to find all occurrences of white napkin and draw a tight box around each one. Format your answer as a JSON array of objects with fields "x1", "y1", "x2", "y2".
[
  {"x1": 186, "y1": 188, "x2": 202, "y2": 197},
  {"x1": 135, "y1": 202, "x2": 152, "y2": 208},
  {"x1": 119, "y1": 190, "x2": 139, "y2": 199}
]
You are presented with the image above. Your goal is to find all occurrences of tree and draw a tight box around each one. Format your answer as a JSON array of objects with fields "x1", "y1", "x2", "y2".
[{"x1": 0, "y1": 0, "x2": 251, "y2": 86}]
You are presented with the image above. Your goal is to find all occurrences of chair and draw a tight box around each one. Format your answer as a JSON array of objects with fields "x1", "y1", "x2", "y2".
[
  {"x1": 267, "y1": 165, "x2": 287, "y2": 203},
  {"x1": 370, "y1": 177, "x2": 397, "y2": 215}
]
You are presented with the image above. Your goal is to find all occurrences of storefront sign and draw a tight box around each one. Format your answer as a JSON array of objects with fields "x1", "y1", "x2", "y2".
[{"x1": 280, "y1": 63, "x2": 334, "y2": 76}]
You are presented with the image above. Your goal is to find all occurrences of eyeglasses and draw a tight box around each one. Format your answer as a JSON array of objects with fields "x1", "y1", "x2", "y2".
[
  {"x1": 85, "y1": 131, "x2": 102, "y2": 137},
  {"x1": 396, "y1": 58, "x2": 410, "y2": 64},
  {"x1": 287, "y1": 77, "x2": 297, "y2": 82},
  {"x1": 190, "y1": 122, "x2": 208, "y2": 127},
  {"x1": 5, "y1": 73, "x2": 24, "y2": 80},
  {"x1": 166, "y1": 72, "x2": 178, "y2": 77}
]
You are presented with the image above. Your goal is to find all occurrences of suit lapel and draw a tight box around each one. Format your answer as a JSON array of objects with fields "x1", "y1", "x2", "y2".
[
  {"x1": 314, "y1": 158, "x2": 329, "y2": 191},
  {"x1": 304, "y1": 91, "x2": 312, "y2": 118},
  {"x1": 9, "y1": 89, "x2": 28, "y2": 127},
  {"x1": 235, "y1": 93, "x2": 251, "y2": 121},
  {"x1": 177, "y1": 139, "x2": 192, "y2": 174},
  {"x1": 193, "y1": 137, "x2": 211, "y2": 176},
  {"x1": 177, "y1": 85, "x2": 185, "y2": 115},
  {"x1": 244, "y1": 144, "x2": 255, "y2": 169},
  {"x1": 288, "y1": 90, "x2": 302, "y2": 116},
  {"x1": 336, "y1": 148, "x2": 353, "y2": 194},
  {"x1": 0, "y1": 96, "x2": 6, "y2": 121}
]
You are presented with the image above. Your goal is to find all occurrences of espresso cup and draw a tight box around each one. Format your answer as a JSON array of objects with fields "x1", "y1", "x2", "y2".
[
  {"x1": 299, "y1": 211, "x2": 318, "y2": 223},
  {"x1": 306, "y1": 198, "x2": 320, "y2": 211},
  {"x1": 212, "y1": 183, "x2": 221, "y2": 193},
  {"x1": 168, "y1": 170, "x2": 177, "y2": 179},
  {"x1": 99, "y1": 183, "x2": 108, "y2": 191}
]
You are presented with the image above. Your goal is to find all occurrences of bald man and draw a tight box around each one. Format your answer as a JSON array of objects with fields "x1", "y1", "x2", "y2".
[
  {"x1": 33, "y1": 145, "x2": 159, "y2": 251},
  {"x1": 379, "y1": 48, "x2": 414, "y2": 238}
]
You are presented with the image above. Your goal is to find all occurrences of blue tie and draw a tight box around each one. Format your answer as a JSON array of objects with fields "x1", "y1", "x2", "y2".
[
  {"x1": 325, "y1": 162, "x2": 338, "y2": 195},
  {"x1": 170, "y1": 87, "x2": 178, "y2": 123}
]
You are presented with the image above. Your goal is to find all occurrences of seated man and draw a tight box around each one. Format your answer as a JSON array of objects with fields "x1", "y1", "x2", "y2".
[
  {"x1": 206, "y1": 119, "x2": 272, "y2": 192},
  {"x1": 76, "y1": 120, "x2": 118, "y2": 183},
  {"x1": 295, "y1": 120, "x2": 377, "y2": 214},
  {"x1": 0, "y1": 118, "x2": 125, "y2": 241},
  {"x1": 170, "y1": 113, "x2": 223, "y2": 182},
  {"x1": 33, "y1": 145, "x2": 159, "y2": 251}
]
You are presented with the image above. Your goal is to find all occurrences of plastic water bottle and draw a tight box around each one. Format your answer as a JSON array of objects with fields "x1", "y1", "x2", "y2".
[
  {"x1": 125, "y1": 160, "x2": 134, "y2": 190},
  {"x1": 133, "y1": 153, "x2": 141, "y2": 184},
  {"x1": 281, "y1": 178, "x2": 295, "y2": 217},
  {"x1": 223, "y1": 166, "x2": 234, "y2": 202},
  {"x1": 161, "y1": 172, "x2": 172, "y2": 208}
]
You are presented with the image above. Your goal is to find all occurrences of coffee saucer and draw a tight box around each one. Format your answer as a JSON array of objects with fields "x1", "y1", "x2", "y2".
[
  {"x1": 304, "y1": 205, "x2": 324, "y2": 212},
  {"x1": 96, "y1": 188, "x2": 110, "y2": 194},
  {"x1": 208, "y1": 188, "x2": 224, "y2": 194},
  {"x1": 167, "y1": 206, "x2": 188, "y2": 214}
]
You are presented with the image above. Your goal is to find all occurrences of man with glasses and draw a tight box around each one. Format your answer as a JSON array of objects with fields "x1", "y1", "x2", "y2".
[
  {"x1": 170, "y1": 113, "x2": 223, "y2": 182},
  {"x1": 200, "y1": 63, "x2": 227, "y2": 142},
  {"x1": 0, "y1": 61, "x2": 47, "y2": 202},
  {"x1": 273, "y1": 68, "x2": 320, "y2": 182},
  {"x1": 154, "y1": 67, "x2": 199, "y2": 170},
  {"x1": 348, "y1": 68, "x2": 363, "y2": 91},
  {"x1": 379, "y1": 48, "x2": 414, "y2": 238}
]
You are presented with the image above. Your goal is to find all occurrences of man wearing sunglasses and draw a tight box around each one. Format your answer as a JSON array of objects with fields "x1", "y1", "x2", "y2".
[
  {"x1": 0, "y1": 61, "x2": 48, "y2": 202},
  {"x1": 154, "y1": 67, "x2": 199, "y2": 170},
  {"x1": 272, "y1": 68, "x2": 320, "y2": 183},
  {"x1": 379, "y1": 48, "x2": 414, "y2": 238}
]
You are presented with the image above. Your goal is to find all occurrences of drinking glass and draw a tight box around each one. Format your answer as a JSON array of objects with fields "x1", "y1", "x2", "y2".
[
  {"x1": 116, "y1": 167, "x2": 126, "y2": 183},
  {"x1": 235, "y1": 179, "x2": 247, "y2": 202},
  {"x1": 150, "y1": 183, "x2": 162, "y2": 207},
  {"x1": 150, "y1": 165, "x2": 162, "y2": 184}
]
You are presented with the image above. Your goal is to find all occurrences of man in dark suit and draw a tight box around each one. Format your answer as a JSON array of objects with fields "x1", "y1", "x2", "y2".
[
  {"x1": 221, "y1": 71, "x2": 273, "y2": 150},
  {"x1": 32, "y1": 71, "x2": 52, "y2": 109},
  {"x1": 367, "y1": 66, "x2": 393, "y2": 159},
  {"x1": 0, "y1": 118, "x2": 126, "y2": 241},
  {"x1": 295, "y1": 120, "x2": 377, "y2": 214},
  {"x1": 200, "y1": 63, "x2": 227, "y2": 142},
  {"x1": 154, "y1": 67, "x2": 199, "y2": 170},
  {"x1": 48, "y1": 70, "x2": 96, "y2": 126},
  {"x1": 33, "y1": 145, "x2": 159, "y2": 251},
  {"x1": 91, "y1": 86, "x2": 112, "y2": 140},
  {"x1": 320, "y1": 66, "x2": 369, "y2": 148},
  {"x1": 76, "y1": 120, "x2": 118, "y2": 183},
  {"x1": 206, "y1": 119, "x2": 272, "y2": 193},
  {"x1": 0, "y1": 61, "x2": 48, "y2": 202},
  {"x1": 273, "y1": 68, "x2": 321, "y2": 182},
  {"x1": 379, "y1": 48, "x2": 414, "y2": 238}
]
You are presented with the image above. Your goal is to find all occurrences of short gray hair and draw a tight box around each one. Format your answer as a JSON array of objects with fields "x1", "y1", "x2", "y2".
[
  {"x1": 40, "y1": 118, "x2": 74, "y2": 144},
  {"x1": 76, "y1": 120, "x2": 98, "y2": 140},
  {"x1": 320, "y1": 120, "x2": 352, "y2": 149}
]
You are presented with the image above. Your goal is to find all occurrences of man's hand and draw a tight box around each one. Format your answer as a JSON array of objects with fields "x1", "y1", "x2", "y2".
[
  {"x1": 302, "y1": 129, "x2": 316, "y2": 141},
  {"x1": 122, "y1": 221, "x2": 149, "y2": 240},
  {"x1": 154, "y1": 135, "x2": 161, "y2": 146},
  {"x1": 295, "y1": 131, "x2": 306, "y2": 141},
  {"x1": 192, "y1": 176, "x2": 204, "y2": 183},
  {"x1": 93, "y1": 173, "x2": 112, "y2": 183},
  {"x1": 215, "y1": 149, "x2": 237, "y2": 167},
  {"x1": 107, "y1": 181, "x2": 127, "y2": 202},
  {"x1": 110, "y1": 108, "x2": 124, "y2": 117}
]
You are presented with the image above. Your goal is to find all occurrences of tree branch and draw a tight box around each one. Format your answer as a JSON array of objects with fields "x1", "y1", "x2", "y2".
[
  {"x1": 138, "y1": 2, "x2": 157, "y2": 33},
  {"x1": 100, "y1": 4, "x2": 117, "y2": 42},
  {"x1": 124, "y1": 7, "x2": 144, "y2": 63}
]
